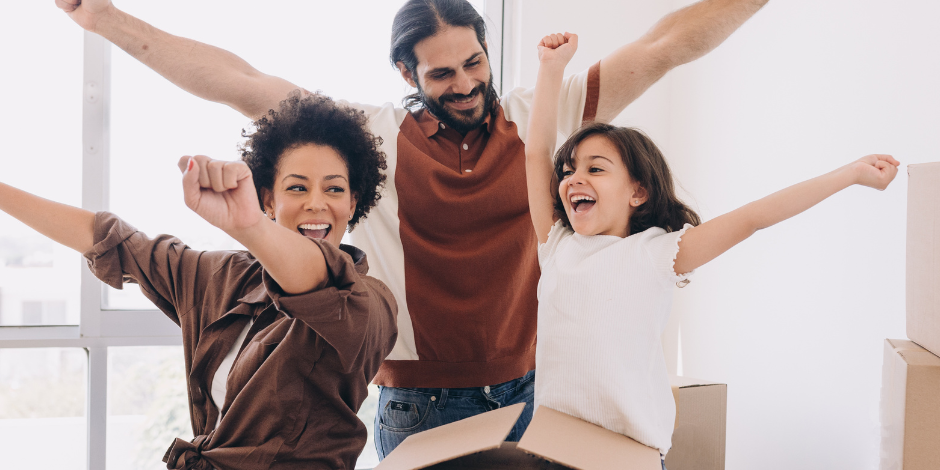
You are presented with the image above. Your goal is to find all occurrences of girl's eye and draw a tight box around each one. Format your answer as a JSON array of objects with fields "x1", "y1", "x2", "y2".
[
  {"x1": 589, "y1": 167, "x2": 603, "y2": 173},
  {"x1": 561, "y1": 169, "x2": 574, "y2": 177}
]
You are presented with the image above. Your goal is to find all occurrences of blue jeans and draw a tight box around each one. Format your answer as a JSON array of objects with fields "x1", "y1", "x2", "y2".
[{"x1": 374, "y1": 370, "x2": 536, "y2": 460}]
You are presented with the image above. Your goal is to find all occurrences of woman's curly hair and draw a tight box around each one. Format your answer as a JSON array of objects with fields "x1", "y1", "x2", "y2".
[{"x1": 240, "y1": 92, "x2": 387, "y2": 229}]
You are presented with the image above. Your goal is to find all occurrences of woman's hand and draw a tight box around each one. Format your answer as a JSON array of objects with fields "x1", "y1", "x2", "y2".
[
  {"x1": 178, "y1": 155, "x2": 264, "y2": 236},
  {"x1": 537, "y1": 32, "x2": 578, "y2": 67},
  {"x1": 849, "y1": 154, "x2": 900, "y2": 190}
]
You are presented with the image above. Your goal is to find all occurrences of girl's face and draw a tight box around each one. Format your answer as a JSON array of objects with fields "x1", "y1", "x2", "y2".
[
  {"x1": 262, "y1": 144, "x2": 357, "y2": 247},
  {"x1": 559, "y1": 135, "x2": 646, "y2": 238}
]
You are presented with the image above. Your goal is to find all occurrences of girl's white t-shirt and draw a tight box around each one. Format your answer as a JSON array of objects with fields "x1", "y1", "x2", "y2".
[{"x1": 536, "y1": 220, "x2": 693, "y2": 454}]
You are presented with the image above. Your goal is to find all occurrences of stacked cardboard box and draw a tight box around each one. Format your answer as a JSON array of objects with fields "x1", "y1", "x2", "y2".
[
  {"x1": 879, "y1": 162, "x2": 940, "y2": 470},
  {"x1": 375, "y1": 376, "x2": 727, "y2": 470}
]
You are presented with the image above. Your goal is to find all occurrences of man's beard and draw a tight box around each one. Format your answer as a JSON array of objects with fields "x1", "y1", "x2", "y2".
[{"x1": 417, "y1": 74, "x2": 497, "y2": 134}]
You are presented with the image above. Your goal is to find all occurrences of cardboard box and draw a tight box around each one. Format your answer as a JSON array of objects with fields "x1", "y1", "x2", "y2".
[
  {"x1": 906, "y1": 163, "x2": 940, "y2": 357},
  {"x1": 374, "y1": 375, "x2": 727, "y2": 470},
  {"x1": 666, "y1": 376, "x2": 727, "y2": 470},
  {"x1": 880, "y1": 339, "x2": 940, "y2": 470},
  {"x1": 374, "y1": 403, "x2": 662, "y2": 470}
]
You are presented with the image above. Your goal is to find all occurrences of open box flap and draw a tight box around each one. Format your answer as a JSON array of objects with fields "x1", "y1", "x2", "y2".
[
  {"x1": 516, "y1": 406, "x2": 662, "y2": 470},
  {"x1": 374, "y1": 403, "x2": 526, "y2": 470}
]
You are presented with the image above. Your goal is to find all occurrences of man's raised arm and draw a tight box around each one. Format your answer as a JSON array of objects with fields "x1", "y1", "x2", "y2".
[
  {"x1": 55, "y1": 0, "x2": 300, "y2": 119},
  {"x1": 594, "y1": 0, "x2": 768, "y2": 122}
]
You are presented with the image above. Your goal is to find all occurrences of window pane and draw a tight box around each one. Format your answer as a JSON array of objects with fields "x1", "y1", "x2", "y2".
[
  {"x1": 107, "y1": 346, "x2": 191, "y2": 469},
  {"x1": 0, "y1": 348, "x2": 87, "y2": 468},
  {"x1": 356, "y1": 384, "x2": 381, "y2": 469},
  {"x1": 0, "y1": 4, "x2": 83, "y2": 325}
]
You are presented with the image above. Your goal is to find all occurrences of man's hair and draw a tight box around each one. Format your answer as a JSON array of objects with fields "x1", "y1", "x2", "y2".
[
  {"x1": 390, "y1": 0, "x2": 491, "y2": 110},
  {"x1": 240, "y1": 92, "x2": 387, "y2": 229},
  {"x1": 552, "y1": 122, "x2": 701, "y2": 235}
]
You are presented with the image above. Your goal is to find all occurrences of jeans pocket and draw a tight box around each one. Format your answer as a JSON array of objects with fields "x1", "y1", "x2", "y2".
[{"x1": 379, "y1": 394, "x2": 433, "y2": 432}]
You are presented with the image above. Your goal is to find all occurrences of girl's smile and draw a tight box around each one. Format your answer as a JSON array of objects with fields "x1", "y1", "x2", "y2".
[{"x1": 560, "y1": 135, "x2": 646, "y2": 238}]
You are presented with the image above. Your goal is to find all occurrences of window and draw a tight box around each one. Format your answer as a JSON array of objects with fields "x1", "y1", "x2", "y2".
[{"x1": 0, "y1": 1, "x2": 503, "y2": 469}]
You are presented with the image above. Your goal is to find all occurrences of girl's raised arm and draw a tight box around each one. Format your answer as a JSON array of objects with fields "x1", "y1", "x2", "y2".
[
  {"x1": 0, "y1": 182, "x2": 96, "y2": 253},
  {"x1": 526, "y1": 33, "x2": 578, "y2": 244},
  {"x1": 673, "y1": 154, "x2": 899, "y2": 275}
]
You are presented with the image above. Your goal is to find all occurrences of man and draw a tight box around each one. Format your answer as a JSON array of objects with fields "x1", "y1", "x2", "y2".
[{"x1": 56, "y1": 0, "x2": 768, "y2": 460}]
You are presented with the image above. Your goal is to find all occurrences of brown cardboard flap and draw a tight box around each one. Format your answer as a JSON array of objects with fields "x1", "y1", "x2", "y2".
[
  {"x1": 880, "y1": 338, "x2": 940, "y2": 470},
  {"x1": 424, "y1": 442, "x2": 571, "y2": 469},
  {"x1": 516, "y1": 406, "x2": 661, "y2": 470},
  {"x1": 666, "y1": 376, "x2": 727, "y2": 470},
  {"x1": 671, "y1": 384, "x2": 680, "y2": 430},
  {"x1": 375, "y1": 403, "x2": 525, "y2": 470},
  {"x1": 906, "y1": 162, "x2": 940, "y2": 358}
]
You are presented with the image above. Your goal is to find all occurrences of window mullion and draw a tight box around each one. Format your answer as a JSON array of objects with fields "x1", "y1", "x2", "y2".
[
  {"x1": 86, "y1": 346, "x2": 108, "y2": 470},
  {"x1": 80, "y1": 31, "x2": 111, "y2": 340}
]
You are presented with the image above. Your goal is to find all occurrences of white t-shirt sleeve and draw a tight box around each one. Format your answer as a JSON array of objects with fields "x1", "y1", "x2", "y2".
[
  {"x1": 641, "y1": 223, "x2": 696, "y2": 286},
  {"x1": 537, "y1": 220, "x2": 572, "y2": 268}
]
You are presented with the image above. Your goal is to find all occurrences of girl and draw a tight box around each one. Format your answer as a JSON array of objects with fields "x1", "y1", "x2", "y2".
[
  {"x1": 0, "y1": 94, "x2": 397, "y2": 469},
  {"x1": 526, "y1": 33, "x2": 898, "y2": 463}
]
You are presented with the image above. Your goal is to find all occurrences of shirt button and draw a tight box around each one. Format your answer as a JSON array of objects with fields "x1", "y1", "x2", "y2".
[
  {"x1": 483, "y1": 386, "x2": 491, "y2": 394},
  {"x1": 440, "y1": 123, "x2": 446, "y2": 129},
  {"x1": 462, "y1": 143, "x2": 469, "y2": 150}
]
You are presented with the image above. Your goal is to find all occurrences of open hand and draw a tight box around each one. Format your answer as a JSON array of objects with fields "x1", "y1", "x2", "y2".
[
  {"x1": 54, "y1": 0, "x2": 115, "y2": 32},
  {"x1": 851, "y1": 154, "x2": 900, "y2": 190},
  {"x1": 178, "y1": 155, "x2": 265, "y2": 234},
  {"x1": 537, "y1": 32, "x2": 578, "y2": 66}
]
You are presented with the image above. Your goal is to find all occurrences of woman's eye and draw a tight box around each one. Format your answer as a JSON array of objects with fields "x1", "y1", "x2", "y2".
[
  {"x1": 287, "y1": 185, "x2": 306, "y2": 192},
  {"x1": 327, "y1": 186, "x2": 346, "y2": 193}
]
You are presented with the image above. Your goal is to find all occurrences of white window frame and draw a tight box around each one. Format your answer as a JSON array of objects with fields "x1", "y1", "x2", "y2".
[{"x1": 0, "y1": 3, "x2": 507, "y2": 468}]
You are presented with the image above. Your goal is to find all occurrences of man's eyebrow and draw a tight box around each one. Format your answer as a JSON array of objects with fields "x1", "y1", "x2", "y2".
[{"x1": 426, "y1": 52, "x2": 485, "y2": 76}]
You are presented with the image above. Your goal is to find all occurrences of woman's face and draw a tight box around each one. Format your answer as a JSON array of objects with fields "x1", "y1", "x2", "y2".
[
  {"x1": 262, "y1": 144, "x2": 357, "y2": 247},
  {"x1": 559, "y1": 135, "x2": 645, "y2": 238}
]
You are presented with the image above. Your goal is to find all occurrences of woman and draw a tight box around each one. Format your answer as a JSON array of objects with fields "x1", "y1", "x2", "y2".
[{"x1": 0, "y1": 93, "x2": 397, "y2": 469}]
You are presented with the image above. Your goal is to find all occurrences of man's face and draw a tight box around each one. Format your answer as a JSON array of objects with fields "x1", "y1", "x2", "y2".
[{"x1": 400, "y1": 26, "x2": 493, "y2": 133}]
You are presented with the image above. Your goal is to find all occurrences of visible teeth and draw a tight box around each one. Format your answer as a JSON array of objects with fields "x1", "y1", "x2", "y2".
[
  {"x1": 570, "y1": 195, "x2": 596, "y2": 203},
  {"x1": 299, "y1": 223, "x2": 330, "y2": 230}
]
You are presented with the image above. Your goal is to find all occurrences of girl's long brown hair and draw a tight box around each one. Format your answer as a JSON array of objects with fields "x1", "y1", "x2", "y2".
[{"x1": 553, "y1": 122, "x2": 701, "y2": 235}]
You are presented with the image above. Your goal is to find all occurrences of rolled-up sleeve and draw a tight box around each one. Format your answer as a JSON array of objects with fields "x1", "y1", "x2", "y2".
[
  {"x1": 81, "y1": 212, "x2": 216, "y2": 324},
  {"x1": 262, "y1": 239, "x2": 398, "y2": 373}
]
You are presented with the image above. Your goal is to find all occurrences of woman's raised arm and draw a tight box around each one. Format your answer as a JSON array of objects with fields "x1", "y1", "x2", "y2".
[{"x1": 0, "y1": 182, "x2": 95, "y2": 253}]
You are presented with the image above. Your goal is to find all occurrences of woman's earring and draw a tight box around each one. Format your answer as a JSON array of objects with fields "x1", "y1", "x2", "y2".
[{"x1": 633, "y1": 199, "x2": 640, "y2": 206}]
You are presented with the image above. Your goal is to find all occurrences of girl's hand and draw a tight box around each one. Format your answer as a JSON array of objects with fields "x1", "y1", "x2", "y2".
[
  {"x1": 537, "y1": 32, "x2": 578, "y2": 67},
  {"x1": 850, "y1": 154, "x2": 900, "y2": 190},
  {"x1": 177, "y1": 155, "x2": 265, "y2": 234}
]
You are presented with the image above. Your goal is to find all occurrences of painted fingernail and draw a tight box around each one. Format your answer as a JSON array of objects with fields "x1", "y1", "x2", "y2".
[{"x1": 187, "y1": 158, "x2": 194, "y2": 172}]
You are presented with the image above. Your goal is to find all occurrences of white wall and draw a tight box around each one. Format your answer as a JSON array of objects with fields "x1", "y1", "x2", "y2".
[{"x1": 517, "y1": 1, "x2": 939, "y2": 469}]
